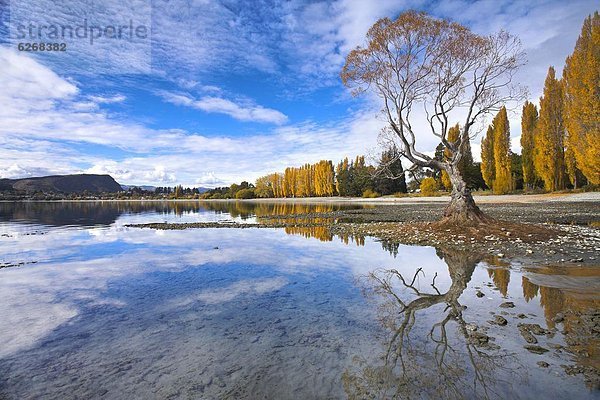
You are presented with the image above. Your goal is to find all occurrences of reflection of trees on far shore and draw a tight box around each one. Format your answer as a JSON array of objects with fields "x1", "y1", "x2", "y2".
[
  {"x1": 284, "y1": 225, "x2": 365, "y2": 246},
  {"x1": 521, "y1": 274, "x2": 600, "y2": 378},
  {"x1": 0, "y1": 201, "x2": 362, "y2": 227},
  {"x1": 343, "y1": 248, "x2": 520, "y2": 400}
]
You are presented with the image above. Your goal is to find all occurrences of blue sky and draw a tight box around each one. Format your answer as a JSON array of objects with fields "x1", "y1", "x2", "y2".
[{"x1": 0, "y1": 0, "x2": 597, "y2": 186}]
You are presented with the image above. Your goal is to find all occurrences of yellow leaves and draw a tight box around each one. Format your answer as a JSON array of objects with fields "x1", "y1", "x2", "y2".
[
  {"x1": 563, "y1": 11, "x2": 600, "y2": 184},
  {"x1": 419, "y1": 177, "x2": 439, "y2": 196},
  {"x1": 257, "y1": 160, "x2": 335, "y2": 198},
  {"x1": 535, "y1": 67, "x2": 567, "y2": 191},
  {"x1": 520, "y1": 12, "x2": 598, "y2": 191},
  {"x1": 480, "y1": 107, "x2": 511, "y2": 194},
  {"x1": 493, "y1": 107, "x2": 512, "y2": 194},
  {"x1": 441, "y1": 170, "x2": 452, "y2": 191},
  {"x1": 520, "y1": 101, "x2": 538, "y2": 189},
  {"x1": 444, "y1": 124, "x2": 460, "y2": 160}
]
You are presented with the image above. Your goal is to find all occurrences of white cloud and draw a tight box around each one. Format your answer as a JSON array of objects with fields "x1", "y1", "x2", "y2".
[
  {"x1": 0, "y1": 47, "x2": 378, "y2": 186},
  {"x1": 0, "y1": 46, "x2": 78, "y2": 103},
  {"x1": 0, "y1": 222, "x2": 444, "y2": 358},
  {"x1": 1, "y1": 0, "x2": 596, "y2": 184},
  {"x1": 159, "y1": 91, "x2": 288, "y2": 125},
  {"x1": 84, "y1": 162, "x2": 177, "y2": 184},
  {"x1": 173, "y1": 277, "x2": 289, "y2": 306},
  {"x1": 89, "y1": 94, "x2": 126, "y2": 104},
  {"x1": 7, "y1": 0, "x2": 152, "y2": 75},
  {"x1": 195, "y1": 172, "x2": 225, "y2": 187}
]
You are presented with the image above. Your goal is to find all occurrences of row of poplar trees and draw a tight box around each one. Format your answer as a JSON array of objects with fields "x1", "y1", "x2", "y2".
[
  {"x1": 482, "y1": 12, "x2": 599, "y2": 193},
  {"x1": 255, "y1": 153, "x2": 407, "y2": 198},
  {"x1": 258, "y1": 160, "x2": 337, "y2": 198},
  {"x1": 255, "y1": 157, "x2": 368, "y2": 198},
  {"x1": 480, "y1": 107, "x2": 514, "y2": 194}
]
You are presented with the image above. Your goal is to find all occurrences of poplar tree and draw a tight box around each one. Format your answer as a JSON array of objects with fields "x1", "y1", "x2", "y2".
[
  {"x1": 520, "y1": 101, "x2": 539, "y2": 189},
  {"x1": 441, "y1": 124, "x2": 474, "y2": 191},
  {"x1": 563, "y1": 11, "x2": 600, "y2": 185},
  {"x1": 564, "y1": 145, "x2": 581, "y2": 189},
  {"x1": 441, "y1": 125, "x2": 458, "y2": 190},
  {"x1": 535, "y1": 67, "x2": 567, "y2": 191},
  {"x1": 458, "y1": 129, "x2": 475, "y2": 185},
  {"x1": 480, "y1": 126, "x2": 495, "y2": 189},
  {"x1": 492, "y1": 107, "x2": 512, "y2": 194},
  {"x1": 336, "y1": 158, "x2": 350, "y2": 196},
  {"x1": 283, "y1": 167, "x2": 293, "y2": 197}
]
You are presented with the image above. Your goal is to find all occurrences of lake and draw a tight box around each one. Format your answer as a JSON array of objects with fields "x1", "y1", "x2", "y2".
[{"x1": 0, "y1": 201, "x2": 598, "y2": 399}]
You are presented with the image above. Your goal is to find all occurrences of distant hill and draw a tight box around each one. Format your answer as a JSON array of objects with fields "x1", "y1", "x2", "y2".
[{"x1": 0, "y1": 174, "x2": 123, "y2": 194}]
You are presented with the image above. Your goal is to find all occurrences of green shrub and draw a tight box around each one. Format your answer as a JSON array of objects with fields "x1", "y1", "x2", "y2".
[{"x1": 235, "y1": 188, "x2": 256, "y2": 199}]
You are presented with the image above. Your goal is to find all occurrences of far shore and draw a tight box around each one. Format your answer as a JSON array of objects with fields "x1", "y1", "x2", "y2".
[
  {"x1": 1, "y1": 191, "x2": 598, "y2": 204},
  {"x1": 240, "y1": 191, "x2": 600, "y2": 204}
]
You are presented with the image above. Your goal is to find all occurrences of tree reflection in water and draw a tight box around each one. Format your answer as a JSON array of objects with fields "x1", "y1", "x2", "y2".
[{"x1": 343, "y1": 248, "x2": 520, "y2": 400}]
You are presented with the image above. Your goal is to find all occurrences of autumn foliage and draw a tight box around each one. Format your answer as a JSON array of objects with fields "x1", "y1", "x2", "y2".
[
  {"x1": 563, "y1": 12, "x2": 600, "y2": 185},
  {"x1": 480, "y1": 107, "x2": 513, "y2": 194},
  {"x1": 535, "y1": 67, "x2": 567, "y2": 192},
  {"x1": 482, "y1": 11, "x2": 599, "y2": 193},
  {"x1": 520, "y1": 101, "x2": 539, "y2": 189}
]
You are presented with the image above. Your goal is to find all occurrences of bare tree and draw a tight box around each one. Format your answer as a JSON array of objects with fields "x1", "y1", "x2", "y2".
[{"x1": 341, "y1": 11, "x2": 526, "y2": 223}]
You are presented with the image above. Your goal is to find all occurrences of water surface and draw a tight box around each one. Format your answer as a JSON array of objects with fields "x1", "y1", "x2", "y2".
[{"x1": 0, "y1": 201, "x2": 598, "y2": 399}]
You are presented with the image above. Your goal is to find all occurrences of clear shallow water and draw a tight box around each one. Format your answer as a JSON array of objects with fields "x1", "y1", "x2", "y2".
[{"x1": 0, "y1": 201, "x2": 598, "y2": 399}]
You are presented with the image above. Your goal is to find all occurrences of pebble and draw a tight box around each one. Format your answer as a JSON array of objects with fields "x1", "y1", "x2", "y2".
[
  {"x1": 468, "y1": 331, "x2": 490, "y2": 346},
  {"x1": 552, "y1": 313, "x2": 565, "y2": 323},
  {"x1": 499, "y1": 301, "x2": 515, "y2": 308},
  {"x1": 520, "y1": 330, "x2": 538, "y2": 344},
  {"x1": 523, "y1": 323, "x2": 550, "y2": 335},
  {"x1": 524, "y1": 345, "x2": 549, "y2": 354},
  {"x1": 537, "y1": 361, "x2": 550, "y2": 368}
]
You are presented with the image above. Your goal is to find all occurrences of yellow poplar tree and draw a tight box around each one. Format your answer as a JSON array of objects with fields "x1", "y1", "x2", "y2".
[
  {"x1": 492, "y1": 107, "x2": 512, "y2": 194},
  {"x1": 297, "y1": 165, "x2": 306, "y2": 197},
  {"x1": 564, "y1": 145, "x2": 580, "y2": 188},
  {"x1": 441, "y1": 124, "x2": 460, "y2": 190},
  {"x1": 520, "y1": 101, "x2": 539, "y2": 190},
  {"x1": 563, "y1": 11, "x2": 600, "y2": 185},
  {"x1": 283, "y1": 168, "x2": 293, "y2": 197},
  {"x1": 271, "y1": 173, "x2": 284, "y2": 197},
  {"x1": 325, "y1": 161, "x2": 335, "y2": 195},
  {"x1": 535, "y1": 66, "x2": 567, "y2": 191}
]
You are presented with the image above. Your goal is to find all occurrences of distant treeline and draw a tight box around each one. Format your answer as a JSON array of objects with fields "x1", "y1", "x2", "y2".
[{"x1": 201, "y1": 149, "x2": 409, "y2": 199}]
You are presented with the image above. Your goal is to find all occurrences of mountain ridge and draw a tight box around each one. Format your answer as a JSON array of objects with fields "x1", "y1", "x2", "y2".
[{"x1": 0, "y1": 174, "x2": 123, "y2": 193}]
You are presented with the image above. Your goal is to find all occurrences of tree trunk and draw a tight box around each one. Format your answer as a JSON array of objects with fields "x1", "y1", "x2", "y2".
[{"x1": 442, "y1": 166, "x2": 488, "y2": 224}]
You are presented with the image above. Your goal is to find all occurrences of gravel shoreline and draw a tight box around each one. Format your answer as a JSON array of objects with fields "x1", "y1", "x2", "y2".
[{"x1": 125, "y1": 198, "x2": 600, "y2": 267}]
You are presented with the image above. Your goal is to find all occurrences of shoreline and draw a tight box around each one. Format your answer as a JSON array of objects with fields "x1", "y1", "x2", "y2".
[{"x1": 1, "y1": 191, "x2": 598, "y2": 204}]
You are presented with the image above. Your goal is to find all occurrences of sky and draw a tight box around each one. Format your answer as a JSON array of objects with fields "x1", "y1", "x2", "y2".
[{"x1": 0, "y1": 0, "x2": 597, "y2": 187}]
